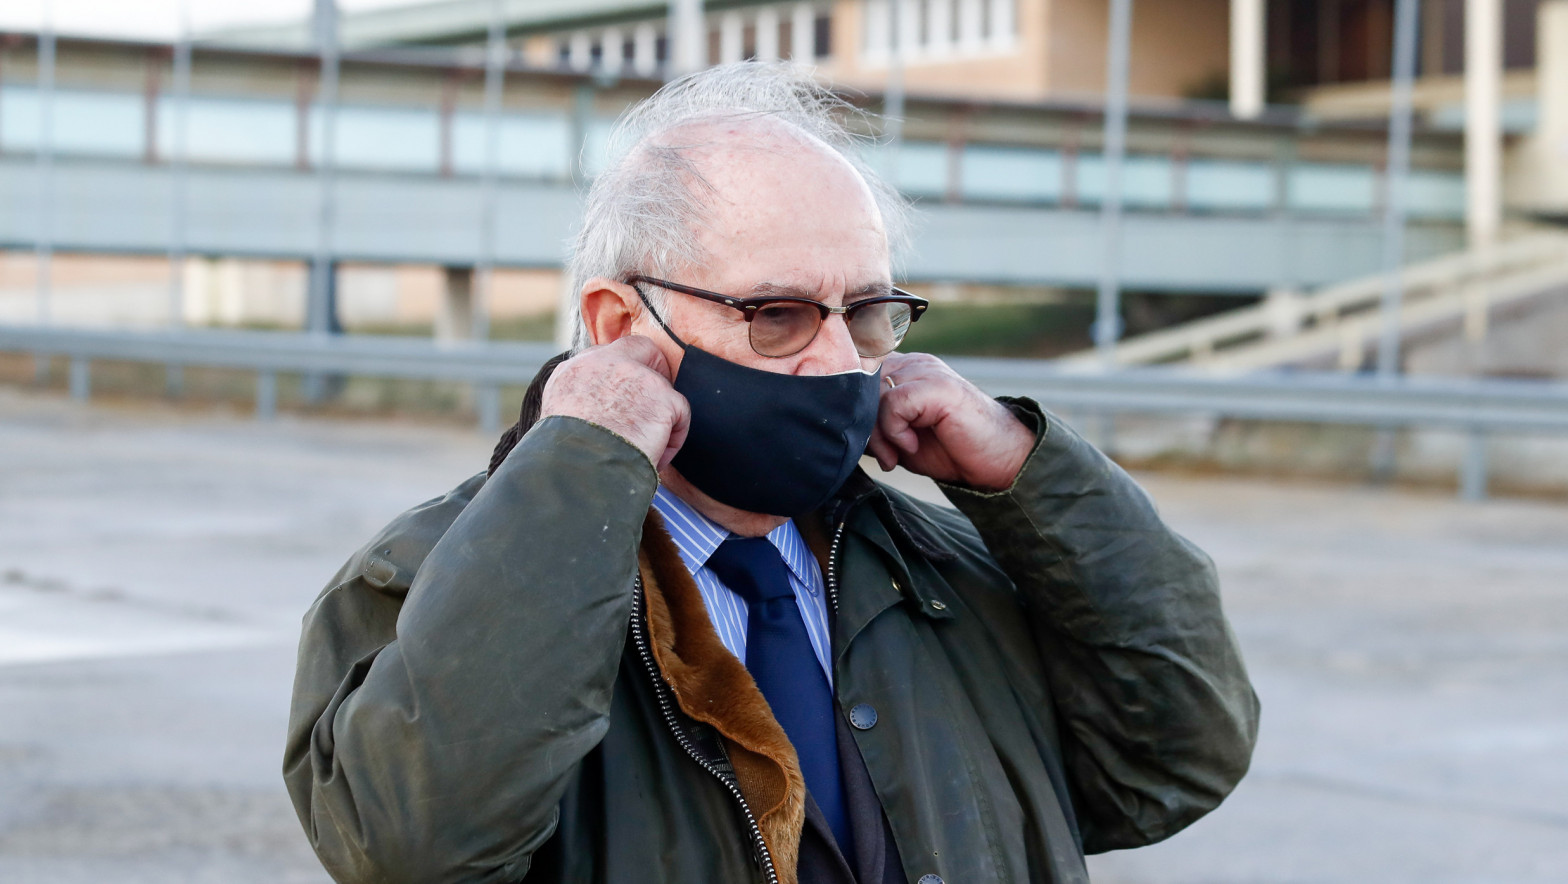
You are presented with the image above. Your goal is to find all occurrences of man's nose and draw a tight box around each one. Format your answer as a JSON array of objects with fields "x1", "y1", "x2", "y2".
[{"x1": 794, "y1": 312, "x2": 863, "y2": 376}]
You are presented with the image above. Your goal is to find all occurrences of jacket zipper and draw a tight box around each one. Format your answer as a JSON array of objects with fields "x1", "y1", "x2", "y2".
[
  {"x1": 630, "y1": 575, "x2": 781, "y2": 884},
  {"x1": 826, "y1": 518, "x2": 848, "y2": 614}
]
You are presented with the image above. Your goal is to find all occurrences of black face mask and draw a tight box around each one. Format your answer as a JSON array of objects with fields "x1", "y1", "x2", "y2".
[{"x1": 639, "y1": 292, "x2": 882, "y2": 517}]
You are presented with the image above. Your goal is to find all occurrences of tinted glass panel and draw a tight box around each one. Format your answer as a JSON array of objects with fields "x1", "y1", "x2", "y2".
[
  {"x1": 1186, "y1": 159, "x2": 1274, "y2": 212},
  {"x1": 322, "y1": 105, "x2": 441, "y2": 171},
  {"x1": 157, "y1": 95, "x2": 296, "y2": 165},
  {"x1": 1289, "y1": 163, "x2": 1377, "y2": 213},
  {"x1": 452, "y1": 111, "x2": 573, "y2": 179},
  {"x1": 1404, "y1": 169, "x2": 1464, "y2": 219},
  {"x1": 1077, "y1": 154, "x2": 1174, "y2": 208},
  {"x1": 961, "y1": 145, "x2": 1062, "y2": 202},
  {"x1": 1, "y1": 87, "x2": 144, "y2": 157}
]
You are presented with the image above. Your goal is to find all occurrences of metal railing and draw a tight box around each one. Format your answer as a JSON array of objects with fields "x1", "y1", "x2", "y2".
[
  {"x1": 0, "y1": 325, "x2": 558, "y2": 433},
  {"x1": 1057, "y1": 231, "x2": 1568, "y2": 370},
  {"x1": 7, "y1": 324, "x2": 1568, "y2": 500}
]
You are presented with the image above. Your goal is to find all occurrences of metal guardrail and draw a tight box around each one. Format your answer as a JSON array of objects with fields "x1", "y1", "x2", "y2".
[
  {"x1": 7, "y1": 326, "x2": 1568, "y2": 500},
  {"x1": 1058, "y1": 231, "x2": 1568, "y2": 369},
  {"x1": 0, "y1": 325, "x2": 559, "y2": 433}
]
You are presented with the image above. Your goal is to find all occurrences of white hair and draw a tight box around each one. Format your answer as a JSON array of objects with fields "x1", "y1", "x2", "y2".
[{"x1": 564, "y1": 62, "x2": 911, "y2": 352}]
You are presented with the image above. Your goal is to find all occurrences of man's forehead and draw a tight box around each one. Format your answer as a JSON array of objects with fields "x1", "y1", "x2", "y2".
[
  {"x1": 665, "y1": 118, "x2": 868, "y2": 199},
  {"x1": 652, "y1": 115, "x2": 891, "y2": 300}
]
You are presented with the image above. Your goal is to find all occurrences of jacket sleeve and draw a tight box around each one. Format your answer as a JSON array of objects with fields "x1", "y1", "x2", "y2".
[
  {"x1": 940, "y1": 398, "x2": 1260, "y2": 853},
  {"x1": 282, "y1": 416, "x2": 659, "y2": 883}
]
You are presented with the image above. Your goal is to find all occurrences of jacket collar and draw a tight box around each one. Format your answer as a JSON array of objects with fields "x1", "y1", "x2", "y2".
[
  {"x1": 830, "y1": 468, "x2": 959, "y2": 565},
  {"x1": 637, "y1": 511, "x2": 806, "y2": 884},
  {"x1": 809, "y1": 470, "x2": 959, "y2": 663}
]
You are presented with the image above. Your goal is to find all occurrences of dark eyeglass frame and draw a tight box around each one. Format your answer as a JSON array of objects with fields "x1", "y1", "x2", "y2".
[{"x1": 627, "y1": 274, "x2": 929, "y2": 358}]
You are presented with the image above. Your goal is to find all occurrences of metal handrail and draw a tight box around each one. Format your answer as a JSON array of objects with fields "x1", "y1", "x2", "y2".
[
  {"x1": 1, "y1": 325, "x2": 558, "y2": 432},
  {"x1": 7, "y1": 325, "x2": 1568, "y2": 499},
  {"x1": 1059, "y1": 232, "x2": 1568, "y2": 368},
  {"x1": 949, "y1": 357, "x2": 1568, "y2": 432}
]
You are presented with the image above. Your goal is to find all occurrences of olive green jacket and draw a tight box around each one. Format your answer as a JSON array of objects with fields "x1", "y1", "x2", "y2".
[{"x1": 283, "y1": 400, "x2": 1258, "y2": 884}]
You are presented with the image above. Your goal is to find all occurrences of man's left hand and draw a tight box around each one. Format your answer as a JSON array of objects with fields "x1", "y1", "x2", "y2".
[{"x1": 866, "y1": 352, "x2": 1036, "y2": 492}]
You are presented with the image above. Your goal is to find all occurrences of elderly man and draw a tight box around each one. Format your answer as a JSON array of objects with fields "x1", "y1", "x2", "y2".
[{"x1": 284, "y1": 64, "x2": 1257, "y2": 884}]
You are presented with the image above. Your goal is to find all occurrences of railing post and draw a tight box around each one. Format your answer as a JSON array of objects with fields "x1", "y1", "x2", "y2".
[
  {"x1": 1459, "y1": 427, "x2": 1489, "y2": 501},
  {"x1": 257, "y1": 371, "x2": 278, "y2": 421},
  {"x1": 35, "y1": 24, "x2": 57, "y2": 328},
  {"x1": 477, "y1": 382, "x2": 501, "y2": 434},
  {"x1": 69, "y1": 357, "x2": 89, "y2": 401}
]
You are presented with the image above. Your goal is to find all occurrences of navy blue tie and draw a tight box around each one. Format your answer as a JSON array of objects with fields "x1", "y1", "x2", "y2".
[{"x1": 705, "y1": 536, "x2": 853, "y2": 856}]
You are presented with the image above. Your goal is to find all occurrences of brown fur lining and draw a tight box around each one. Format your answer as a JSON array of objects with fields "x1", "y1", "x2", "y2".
[{"x1": 639, "y1": 512, "x2": 806, "y2": 884}]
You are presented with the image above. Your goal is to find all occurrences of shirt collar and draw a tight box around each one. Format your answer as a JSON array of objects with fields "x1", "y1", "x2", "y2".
[
  {"x1": 764, "y1": 519, "x2": 818, "y2": 589},
  {"x1": 651, "y1": 485, "x2": 727, "y2": 573},
  {"x1": 651, "y1": 486, "x2": 816, "y2": 587}
]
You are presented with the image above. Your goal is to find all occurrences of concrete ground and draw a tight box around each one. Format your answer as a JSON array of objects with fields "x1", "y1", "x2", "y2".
[{"x1": 0, "y1": 386, "x2": 1564, "y2": 883}]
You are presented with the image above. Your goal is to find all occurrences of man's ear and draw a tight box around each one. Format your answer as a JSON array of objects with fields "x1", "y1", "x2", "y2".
[{"x1": 579, "y1": 278, "x2": 640, "y2": 347}]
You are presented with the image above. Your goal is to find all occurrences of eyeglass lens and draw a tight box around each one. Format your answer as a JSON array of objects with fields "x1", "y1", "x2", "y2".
[{"x1": 749, "y1": 300, "x2": 913, "y2": 358}]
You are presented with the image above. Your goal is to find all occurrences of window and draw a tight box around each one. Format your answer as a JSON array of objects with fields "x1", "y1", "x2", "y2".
[
  {"x1": 452, "y1": 111, "x2": 572, "y2": 180},
  {"x1": 862, "y1": 0, "x2": 1013, "y2": 63},
  {"x1": 0, "y1": 87, "x2": 144, "y2": 158},
  {"x1": 814, "y1": 13, "x2": 833, "y2": 57}
]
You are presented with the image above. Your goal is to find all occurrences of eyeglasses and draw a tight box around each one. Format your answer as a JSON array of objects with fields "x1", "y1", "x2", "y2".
[{"x1": 628, "y1": 275, "x2": 928, "y2": 358}]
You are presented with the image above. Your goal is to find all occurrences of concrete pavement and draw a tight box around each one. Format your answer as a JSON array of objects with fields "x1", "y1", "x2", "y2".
[{"x1": 1, "y1": 387, "x2": 1564, "y2": 883}]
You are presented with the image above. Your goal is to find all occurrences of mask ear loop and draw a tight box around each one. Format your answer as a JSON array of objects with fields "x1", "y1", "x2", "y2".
[{"x1": 633, "y1": 284, "x2": 691, "y2": 350}]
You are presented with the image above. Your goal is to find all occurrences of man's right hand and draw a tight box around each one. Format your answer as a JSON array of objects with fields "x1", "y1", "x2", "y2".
[{"x1": 540, "y1": 335, "x2": 690, "y2": 470}]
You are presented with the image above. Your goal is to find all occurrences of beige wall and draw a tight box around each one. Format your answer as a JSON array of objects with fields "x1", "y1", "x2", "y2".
[
  {"x1": 820, "y1": 0, "x2": 1229, "y2": 105},
  {"x1": 1045, "y1": 0, "x2": 1230, "y2": 101},
  {"x1": 823, "y1": 0, "x2": 1051, "y2": 102}
]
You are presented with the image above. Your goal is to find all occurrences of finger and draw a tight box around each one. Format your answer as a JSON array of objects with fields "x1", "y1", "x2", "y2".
[
  {"x1": 879, "y1": 350, "x2": 917, "y2": 375},
  {"x1": 878, "y1": 353, "x2": 909, "y2": 390},
  {"x1": 615, "y1": 334, "x2": 675, "y2": 382},
  {"x1": 882, "y1": 355, "x2": 955, "y2": 390},
  {"x1": 876, "y1": 390, "x2": 923, "y2": 455},
  {"x1": 659, "y1": 393, "x2": 692, "y2": 470},
  {"x1": 865, "y1": 427, "x2": 900, "y2": 472}
]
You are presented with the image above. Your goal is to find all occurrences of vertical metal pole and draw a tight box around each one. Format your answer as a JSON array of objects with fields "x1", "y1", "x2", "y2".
[
  {"x1": 167, "y1": 0, "x2": 192, "y2": 396},
  {"x1": 35, "y1": 13, "x2": 55, "y2": 333},
  {"x1": 1371, "y1": 0, "x2": 1420, "y2": 480},
  {"x1": 569, "y1": 82, "x2": 594, "y2": 185},
  {"x1": 477, "y1": 383, "x2": 501, "y2": 433},
  {"x1": 558, "y1": 79, "x2": 595, "y2": 352},
  {"x1": 1274, "y1": 136, "x2": 1299, "y2": 293},
  {"x1": 1459, "y1": 427, "x2": 1488, "y2": 501},
  {"x1": 256, "y1": 371, "x2": 278, "y2": 421},
  {"x1": 1375, "y1": 0, "x2": 1419, "y2": 380},
  {"x1": 304, "y1": 0, "x2": 341, "y2": 403},
  {"x1": 473, "y1": 0, "x2": 504, "y2": 345},
  {"x1": 68, "y1": 356, "x2": 89, "y2": 401},
  {"x1": 884, "y1": 0, "x2": 906, "y2": 179},
  {"x1": 310, "y1": 0, "x2": 340, "y2": 339},
  {"x1": 1094, "y1": 0, "x2": 1131, "y2": 370}
]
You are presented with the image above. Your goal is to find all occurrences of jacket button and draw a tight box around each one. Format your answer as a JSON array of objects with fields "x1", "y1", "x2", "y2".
[
  {"x1": 848, "y1": 703, "x2": 878, "y2": 730},
  {"x1": 918, "y1": 875, "x2": 943, "y2": 884}
]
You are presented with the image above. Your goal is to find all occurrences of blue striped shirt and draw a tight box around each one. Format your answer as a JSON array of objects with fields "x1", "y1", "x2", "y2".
[{"x1": 650, "y1": 485, "x2": 834, "y2": 685}]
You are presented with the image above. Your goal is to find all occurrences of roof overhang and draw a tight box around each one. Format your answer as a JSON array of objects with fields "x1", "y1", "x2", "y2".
[{"x1": 204, "y1": 0, "x2": 780, "y2": 51}]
